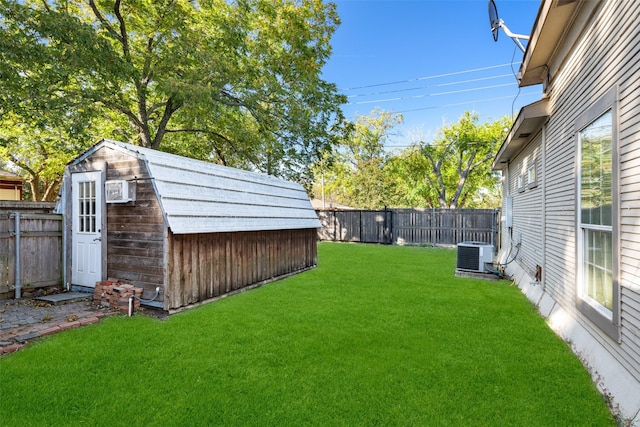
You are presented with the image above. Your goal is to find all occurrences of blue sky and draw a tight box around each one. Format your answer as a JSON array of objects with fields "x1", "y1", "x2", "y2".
[{"x1": 321, "y1": 0, "x2": 542, "y2": 150}]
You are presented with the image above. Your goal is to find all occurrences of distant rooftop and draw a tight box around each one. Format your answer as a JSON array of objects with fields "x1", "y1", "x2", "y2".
[{"x1": 0, "y1": 169, "x2": 23, "y2": 179}]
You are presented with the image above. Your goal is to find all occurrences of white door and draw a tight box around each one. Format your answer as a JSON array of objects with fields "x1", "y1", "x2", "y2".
[{"x1": 71, "y1": 172, "x2": 103, "y2": 287}]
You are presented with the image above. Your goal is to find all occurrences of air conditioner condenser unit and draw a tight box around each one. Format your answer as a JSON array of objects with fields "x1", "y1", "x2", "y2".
[{"x1": 456, "y1": 241, "x2": 494, "y2": 273}]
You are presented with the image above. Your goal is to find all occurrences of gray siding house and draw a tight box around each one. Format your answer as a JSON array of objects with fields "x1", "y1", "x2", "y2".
[
  {"x1": 59, "y1": 139, "x2": 320, "y2": 311},
  {"x1": 493, "y1": 0, "x2": 640, "y2": 423}
]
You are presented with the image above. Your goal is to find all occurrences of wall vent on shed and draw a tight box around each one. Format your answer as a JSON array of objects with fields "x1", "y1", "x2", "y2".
[
  {"x1": 105, "y1": 180, "x2": 134, "y2": 203},
  {"x1": 456, "y1": 241, "x2": 494, "y2": 273}
]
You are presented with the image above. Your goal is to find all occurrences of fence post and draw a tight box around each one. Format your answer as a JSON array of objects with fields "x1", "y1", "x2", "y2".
[
  {"x1": 383, "y1": 206, "x2": 392, "y2": 245},
  {"x1": 13, "y1": 212, "x2": 22, "y2": 299},
  {"x1": 383, "y1": 207, "x2": 388, "y2": 244},
  {"x1": 492, "y1": 208, "x2": 500, "y2": 254}
]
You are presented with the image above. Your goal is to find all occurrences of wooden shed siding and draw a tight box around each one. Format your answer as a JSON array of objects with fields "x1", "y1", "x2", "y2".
[
  {"x1": 166, "y1": 228, "x2": 317, "y2": 309},
  {"x1": 536, "y1": 0, "x2": 640, "y2": 380},
  {"x1": 90, "y1": 147, "x2": 167, "y2": 298}
]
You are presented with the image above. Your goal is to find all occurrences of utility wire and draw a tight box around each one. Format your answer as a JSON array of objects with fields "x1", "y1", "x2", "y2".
[
  {"x1": 348, "y1": 83, "x2": 516, "y2": 105},
  {"x1": 510, "y1": 46, "x2": 521, "y2": 119},
  {"x1": 341, "y1": 62, "x2": 522, "y2": 91},
  {"x1": 346, "y1": 73, "x2": 514, "y2": 99},
  {"x1": 393, "y1": 91, "x2": 540, "y2": 114}
]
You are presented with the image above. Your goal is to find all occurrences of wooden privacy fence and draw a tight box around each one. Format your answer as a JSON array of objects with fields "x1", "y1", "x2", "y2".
[
  {"x1": 316, "y1": 208, "x2": 499, "y2": 246},
  {"x1": 0, "y1": 213, "x2": 63, "y2": 298}
]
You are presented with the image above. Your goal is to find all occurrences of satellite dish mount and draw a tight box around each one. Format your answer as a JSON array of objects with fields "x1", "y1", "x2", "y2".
[{"x1": 489, "y1": 0, "x2": 529, "y2": 53}]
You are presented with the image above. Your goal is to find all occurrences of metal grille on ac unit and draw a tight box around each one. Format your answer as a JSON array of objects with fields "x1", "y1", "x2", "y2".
[{"x1": 456, "y1": 242, "x2": 494, "y2": 273}]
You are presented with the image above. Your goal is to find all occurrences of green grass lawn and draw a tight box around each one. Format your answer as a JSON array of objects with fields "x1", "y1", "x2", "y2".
[{"x1": 0, "y1": 243, "x2": 615, "y2": 426}]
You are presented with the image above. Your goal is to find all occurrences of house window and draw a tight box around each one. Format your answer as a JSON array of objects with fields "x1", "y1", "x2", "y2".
[
  {"x1": 527, "y1": 163, "x2": 537, "y2": 188},
  {"x1": 517, "y1": 174, "x2": 524, "y2": 192},
  {"x1": 577, "y1": 87, "x2": 619, "y2": 340}
]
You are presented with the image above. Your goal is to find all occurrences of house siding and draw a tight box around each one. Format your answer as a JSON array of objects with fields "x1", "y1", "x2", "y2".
[
  {"x1": 495, "y1": 1, "x2": 640, "y2": 418},
  {"x1": 500, "y1": 0, "x2": 640, "y2": 406},
  {"x1": 505, "y1": 132, "x2": 543, "y2": 280},
  {"x1": 550, "y1": 0, "x2": 640, "y2": 382}
]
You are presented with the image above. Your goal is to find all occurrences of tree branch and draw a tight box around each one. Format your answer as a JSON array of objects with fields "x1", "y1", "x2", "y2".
[
  {"x1": 100, "y1": 99, "x2": 141, "y2": 129},
  {"x1": 148, "y1": 101, "x2": 168, "y2": 116},
  {"x1": 87, "y1": 0, "x2": 122, "y2": 44},
  {"x1": 449, "y1": 151, "x2": 477, "y2": 208},
  {"x1": 151, "y1": 97, "x2": 182, "y2": 149},
  {"x1": 164, "y1": 127, "x2": 237, "y2": 152},
  {"x1": 164, "y1": 128, "x2": 244, "y2": 166},
  {"x1": 470, "y1": 152, "x2": 494, "y2": 170},
  {"x1": 113, "y1": 0, "x2": 132, "y2": 63}
]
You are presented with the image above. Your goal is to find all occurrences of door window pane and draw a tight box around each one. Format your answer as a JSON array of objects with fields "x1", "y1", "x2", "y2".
[{"x1": 78, "y1": 181, "x2": 96, "y2": 233}]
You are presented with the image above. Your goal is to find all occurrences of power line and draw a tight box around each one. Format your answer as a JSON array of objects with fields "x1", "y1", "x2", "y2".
[
  {"x1": 392, "y1": 91, "x2": 540, "y2": 114},
  {"x1": 346, "y1": 73, "x2": 514, "y2": 99},
  {"x1": 340, "y1": 62, "x2": 522, "y2": 91},
  {"x1": 347, "y1": 83, "x2": 516, "y2": 106}
]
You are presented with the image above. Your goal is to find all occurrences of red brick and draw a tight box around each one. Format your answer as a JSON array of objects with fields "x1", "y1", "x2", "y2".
[
  {"x1": 1, "y1": 343, "x2": 24, "y2": 354},
  {"x1": 79, "y1": 316, "x2": 99, "y2": 326},
  {"x1": 39, "y1": 325, "x2": 62, "y2": 336},
  {"x1": 59, "y1": 321, "x2": 81, "y2": 331}
]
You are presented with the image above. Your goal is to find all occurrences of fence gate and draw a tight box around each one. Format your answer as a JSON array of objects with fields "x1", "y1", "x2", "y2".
[{"x1": 0, "y1": 212, "x2": 63, "y2": 298}]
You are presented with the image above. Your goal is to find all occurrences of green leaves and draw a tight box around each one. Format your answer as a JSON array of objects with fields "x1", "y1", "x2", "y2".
[
  {"x1": 318, "y1": 109, "x2": 402, "y2": 209},
  {"x1": 1, "y1": 0, "x2": 347, "y2": 195},
  {"x1": 316, "y1": 110, "x2": 510, "y2": 209},
  {"x1": 417, "y1": 112, "x2": 509, "y2": 208}
]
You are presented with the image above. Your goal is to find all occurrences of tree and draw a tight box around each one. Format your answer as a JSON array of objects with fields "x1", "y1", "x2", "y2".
[
  {"x1": 0, "y1": 0, "x2": 346, "y2": 185},
  {"x1": 416, "y1": 111, "x2": 509, "y2": 208},
  {"x1": 384, "y1": 147, "x2": 435, "y2": 207},
  {"x1": 317, "y1": 109, "x2": 402, "y2": 209},
  {"x1": 0, "y1": 106, "x2": 108, "y2": 200}
]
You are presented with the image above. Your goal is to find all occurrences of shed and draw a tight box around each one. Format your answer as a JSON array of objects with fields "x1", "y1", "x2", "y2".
[
  {"x1": 0, "y1": 169, "x2": 24, "y2": 200},
  {"x1": 59, "y1": 139, "x2": 320, "y2": 311}
]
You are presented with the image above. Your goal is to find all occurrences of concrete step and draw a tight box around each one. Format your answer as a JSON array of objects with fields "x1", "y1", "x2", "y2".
[{"x1": 35, "y1": 291, "x2": 91, "y2": 305}]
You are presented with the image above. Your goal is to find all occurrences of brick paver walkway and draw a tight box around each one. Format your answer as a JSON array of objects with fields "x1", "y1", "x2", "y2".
[{"x1": 0, "y1": 296, "x2": 115, "y2": 355}]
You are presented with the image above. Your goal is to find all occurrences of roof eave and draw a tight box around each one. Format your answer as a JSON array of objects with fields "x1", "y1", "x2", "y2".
[
  {"x1": 518, "y1": 0, "x2": 582, "y2": 87},
  {"x1": 493, "y1": 97, "x2": 549, "y2": 170}
]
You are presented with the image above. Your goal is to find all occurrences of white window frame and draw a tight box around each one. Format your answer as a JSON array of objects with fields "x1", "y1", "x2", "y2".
[
  {"x1": 575, "y1": 86, "x2": 619, "y2": 341},
  {"x1": 527, "y1": 162, "x2": 537, "y2": 189},
  {"x1": 517, "y1": 174, "x2": 525, "y2": 193}
]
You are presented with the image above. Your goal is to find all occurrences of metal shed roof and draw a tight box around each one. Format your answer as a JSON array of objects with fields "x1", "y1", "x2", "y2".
[{"x1": 97, "y1": 139, "x2": 320, "y2": 234}]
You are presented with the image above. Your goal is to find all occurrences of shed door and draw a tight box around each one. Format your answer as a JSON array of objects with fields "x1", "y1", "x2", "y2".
[{"x1": 71, "y1": 172, "x2": 103, "y2": 287}]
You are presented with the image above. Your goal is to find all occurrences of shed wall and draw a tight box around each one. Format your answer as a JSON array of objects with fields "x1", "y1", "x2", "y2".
[
  {"x1": 166, "y1": 228, "x2": 317, "y2": 310},
  {"x1": 70, "y1": 146, "x2": 167, "y2": 300}
]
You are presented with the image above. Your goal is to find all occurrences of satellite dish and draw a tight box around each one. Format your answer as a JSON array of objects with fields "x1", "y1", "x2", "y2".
[
  {"x1": 487, "y1": 0, "x2": 530, "y2": 53},
  {"x1": 489, "y1": 0, "x2": 499, "y2": 42}
]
